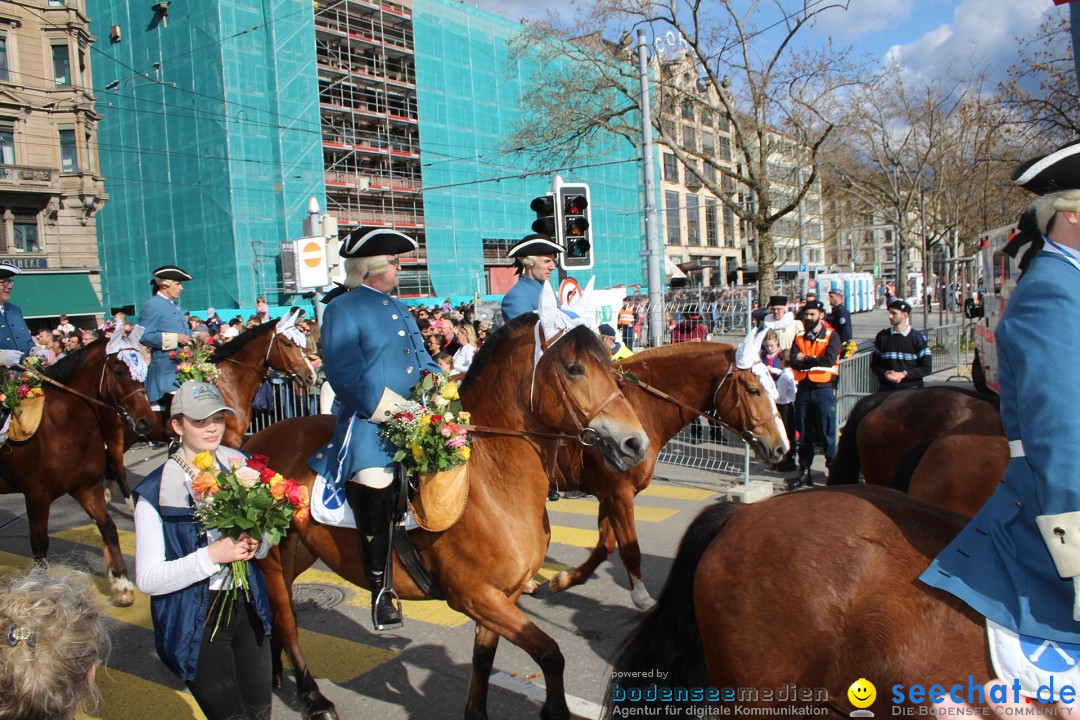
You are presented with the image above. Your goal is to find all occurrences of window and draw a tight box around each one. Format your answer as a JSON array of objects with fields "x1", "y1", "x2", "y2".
[
  {"x1": 703, "y1": 163, "x2": 716, "y2": 183},
  {"x1": 701, "y1": 110, "x2": 713, "y2": 127},
  {"x1": 718, "y1": 136, "x2": 732, "y2": 161},
  {"x1": 681, "y1": 100, "x2": 694, "y2": 121},
  {"x1": 682, "y1": 125, "x2": 695, "y2": 151},
  {"x1": 686, "y1": 194, "x2": 700, "y2": 246},
  {"x1": 0, "y1": 33, "x2": 9, "y2": 83},
  {"x1": 59, "y1": 128, "x2": 77, "y2": 173},
  {"x1": 723, "y1": 205, "x2": 736, "y2": 248},
  {"x1": 0, "y1": 119, "x2": 13, "y2": 164},
  {"x1": 705, "y1": 198, "x2": 719, "y2": 247},
  {"x1": 48, "y1": 0, "x2": 66, "y2": 6},
  {"x1": 663, "y1": 152, "x2": 679, "y2": 183},
  {"x1": 51, "y1": 42, "x2": 70, "y2": 87},
  {"x1": 702, "y1": 131, "x2": 714, "y2": 154},
  {"x1": 665, "y1": 191, "x2": 682, "y2": 245},
  {"x1": 13, "y1": 211, "x2": 40, "y2": 253}
]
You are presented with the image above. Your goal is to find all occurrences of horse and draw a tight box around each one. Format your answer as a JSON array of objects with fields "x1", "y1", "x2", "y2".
[
  {"x1": 829, "y1": 387, "x2": 998, "y2": 486},
  {"x1": 0, "y1": 339, "x2": 155, "y2": 605},
  {"x1": 244, "y1": 313, "x2": 650, "y2": 720},
  {"x1": 606, "y1": 486, "x2": 991, "y2": 718},
  {"x1": 545, "y1": 340, "x2": 790, "y2": 608},
  {"x1": 100, "y1": 320, "x2": 316, "y2": 509}
]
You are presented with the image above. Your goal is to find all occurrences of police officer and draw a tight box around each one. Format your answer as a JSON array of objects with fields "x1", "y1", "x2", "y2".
[
  {"x1": 137, "y1": 266, "x2": 192, "y2": 411},
  {"x1": 598, "y1": 323, "x2": 633, "y2": 361},
  {"x1": 787, "y1": 299, "x2": 839, "y2": 490},
  {"x1": 826, "y1": 288, "x2": 852, "y2": 343},
  {"x1": 308, "y1": 228, "x2": 440, "y2": 630},
  {"x1": 0, "y1": 261, "x2": 33, "y2": 368},
  {"x1": 500, "y1": 234, "x2": 564, "y2": 321},
  {"x1": 921, "y1": 140, "x2": 1080, "y2": 674},
  {"x1": 870, "y1": 299, "x2": 931, "y2": 391}
]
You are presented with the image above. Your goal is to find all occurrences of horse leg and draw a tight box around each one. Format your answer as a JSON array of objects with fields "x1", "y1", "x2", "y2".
[
  {"x1": 463, "y1": 588, "x2": 568, "y2": 720},
  {"x1": 464, "y1": 624, "x2": 500, "y2": 720},
  {"x1": 70, "y1": 482, "x2": 134, "y2": 606},
  {"x1": 548, "y1": 497, "x2": 616, "y2": 595},
  {"x1": 25, "y1": 493, "x2": 52, "y2": 562},
  {"x1": 604, "y1": 487, "x2": 653, "y2": 609},
  {"x1": 258, "y1": 540, "x2": 338, "y2": 720},
  {"x1": 104, "y1": 427, "x2": 134, "y2": 514}
]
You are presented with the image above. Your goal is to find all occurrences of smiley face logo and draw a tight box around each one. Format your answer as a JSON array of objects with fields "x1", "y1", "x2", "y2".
[{"x1": 847, "y1": 678, "x2": 876, "y2": 709}]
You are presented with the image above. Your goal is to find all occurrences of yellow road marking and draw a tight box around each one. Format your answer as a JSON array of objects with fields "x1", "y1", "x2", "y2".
[
  {"x1": 549, "y1": 525, "x2": 602, "y2": 549},
  {"x1": 639, "y1": 484, "x2": 716, "y2": 501},
  {"x1": 548, "y1": 499, "x2": 677, "y2": 522},
  {"x1": 297, "y1": 627, "x2": 398, "y2": 683},
  {"x1": 53, "y1": 525, "x2": 137, "y2": 557},
  {"x1": 76, "y1": 667, "x2": 203, "y2": 720}
]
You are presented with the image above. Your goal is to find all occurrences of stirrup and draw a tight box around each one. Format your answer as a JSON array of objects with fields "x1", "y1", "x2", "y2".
[{"x1": 371, "y1": 586, "x2": 403, "y2": 631}]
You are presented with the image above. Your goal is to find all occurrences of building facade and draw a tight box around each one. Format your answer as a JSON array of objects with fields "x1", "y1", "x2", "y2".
[{"x1": 0, "y1": 0, "x2": 107, "y2": 324}]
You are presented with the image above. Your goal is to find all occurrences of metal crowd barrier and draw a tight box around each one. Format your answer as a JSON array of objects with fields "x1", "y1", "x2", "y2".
[
  {"x1": 246, "y1": 371, "x2": 322, "y2": 436},
  {"x1": 656, "y1": 416, "x2": 749, "y2": 480}
]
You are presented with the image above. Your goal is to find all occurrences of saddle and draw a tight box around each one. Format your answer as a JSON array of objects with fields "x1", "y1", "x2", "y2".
[{"x1": 6, "y1": 396, "x2": 44, "y2": 442}]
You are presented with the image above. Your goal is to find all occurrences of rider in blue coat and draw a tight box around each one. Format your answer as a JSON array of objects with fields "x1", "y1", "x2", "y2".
[
  {"x1": 500, "y1": 235, "x2": 564, "y2": 321},
  {"x1": 308, "y1": 228, "x2": 439, "y2": 630},
  {"x1": 922, "y1": 141, "x2": 1080, "y2": 663},
  {"x1": 0, "y1": 261, "x2": 34, "y2": 368},
  {"x1": 137, "y1": 266, "x2": 192, "y2": 408}
]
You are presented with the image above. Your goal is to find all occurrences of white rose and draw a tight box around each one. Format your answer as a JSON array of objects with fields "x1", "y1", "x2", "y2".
[
  {"x1": 235, "y1": 466, "x2": 261, "y2": 488},
  {"x1": 433, "y1": 394, "x2": 450, "y2": 408}
]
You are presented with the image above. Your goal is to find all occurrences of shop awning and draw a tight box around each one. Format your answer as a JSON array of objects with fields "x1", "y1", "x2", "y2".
[
  {"x1": 14, "y1": 273, "x2": 103, "y2": 319},
  {"x1": 665, "y1": 257, "x2": 688, "y2": 279}
]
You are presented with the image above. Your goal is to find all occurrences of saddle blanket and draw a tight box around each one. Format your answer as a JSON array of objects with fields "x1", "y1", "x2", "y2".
[
  {"x1": 987, "y1": 618, "x2": 1080, "y2": 701},
  {"x1": 310, "y1": 474, "x2": 416, "y2": 531}
]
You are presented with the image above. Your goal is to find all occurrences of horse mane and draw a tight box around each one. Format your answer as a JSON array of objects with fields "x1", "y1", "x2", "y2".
[
  {"x1": 210, "y1": 321, "x2": 277, "y2": 363},
  {"x1": 43, "y1": 337, "x2": 105, "y2": 385}
]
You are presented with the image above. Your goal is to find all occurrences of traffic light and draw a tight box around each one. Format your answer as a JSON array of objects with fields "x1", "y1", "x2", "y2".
[
  {"x1": 530, "y1": 195, "x2": 556, "y2": 238},
  {"x1": 559, "y1": 184, "x2": 593, "y2": 270}
]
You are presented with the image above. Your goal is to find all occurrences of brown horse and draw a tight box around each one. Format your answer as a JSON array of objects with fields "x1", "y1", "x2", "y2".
[
  {"x1": 100, "y1": 321, "x2": 316, "y2": 508},
  {"x1": 829, "y1": 387, "x2": 998, "y2": 486},
  {"x1": 606, "y1": 486, "x2": 991, "y2": 718},
  {"x1": 0, "y1": 339, "x2": 155, "y2": 605},
  {"x1": 245, "y1": 314, "x2": 649, "y2": 720},
  {"x1": 547, "y1": 341, "x2": 790, "y2": 608}
]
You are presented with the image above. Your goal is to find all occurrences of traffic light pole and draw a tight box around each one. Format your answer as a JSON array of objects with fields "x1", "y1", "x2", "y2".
[{"x1": 637, "y1": 29, "x2": 664, "y2": 347}]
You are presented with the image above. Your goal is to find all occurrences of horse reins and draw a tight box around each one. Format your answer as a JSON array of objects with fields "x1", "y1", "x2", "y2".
[
  {"x1": 17, "y1": 360, "x2": 146, "y2": 425},
  {"x1": 217, "y1": 330, "x2": 309, "y2": 385}
]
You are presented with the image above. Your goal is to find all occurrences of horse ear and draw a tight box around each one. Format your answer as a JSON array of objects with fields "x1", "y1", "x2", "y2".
[{"x1": 734, "y1": 327, "x2": 767, "y2": 369}]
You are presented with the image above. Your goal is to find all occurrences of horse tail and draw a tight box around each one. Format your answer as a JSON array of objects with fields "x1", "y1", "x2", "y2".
[
  {"x1": 828, "y1": 392, "x2": 891, "y2": 485},
  {"x1": 890, "y1": 440, "x2": 931, "y2": 494},
  {"x1": 603, "y1": 502, "x2": 739, "y2": 717}
]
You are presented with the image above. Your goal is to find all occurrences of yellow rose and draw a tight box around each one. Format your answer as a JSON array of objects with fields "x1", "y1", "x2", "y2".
[
  {"x1": 420, "y1": 415, "x2": 432, "y2": 426},
  {"x1": 459, "y1": 446, "x2": 471, "y2": 461},
  {"x1": 457, "y1": 411, "x2": 471, "y2": 424},
  {"x1": 411, "y1": 443, "x2": 424, "y2": 460},
  {"x1": 441, "y1": 382, "x2": 459, "y2": 400},
  {"x1": 193, "y1": 451, "x2": 216, "y2": 471}
]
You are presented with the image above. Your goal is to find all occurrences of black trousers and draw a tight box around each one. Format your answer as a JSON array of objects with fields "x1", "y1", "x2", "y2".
[{"x1": 187, "y1": 594, "x2": 271, "y2": 720}]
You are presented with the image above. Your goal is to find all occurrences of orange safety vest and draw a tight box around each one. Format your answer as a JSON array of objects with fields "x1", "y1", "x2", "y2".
[
  {"x1": 792, "y1": 328, "x2": 839, "y2": 383},
  {"x1": 618, "y1": 308, "x2": 634, "y2": 327}
]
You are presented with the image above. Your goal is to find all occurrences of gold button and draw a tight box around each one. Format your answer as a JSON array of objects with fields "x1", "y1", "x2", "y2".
[
  {"x1": 392, "y1": 314, "x2": 399, "y2": 320},
  {"x1": 398, "y1": 330, "x2": 406, "y2": 336}
]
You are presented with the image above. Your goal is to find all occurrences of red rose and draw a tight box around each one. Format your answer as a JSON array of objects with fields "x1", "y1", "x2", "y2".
[
  {"x1": 169, "y1": 351, "x2": 177, "y2": 360},
  {"x1": 430, "y1": 414, "x2": 442, "y2": 425},
  {"x1": 397, "y1": 411, "x2": 413, "y2": 422},
  {"x1": 260, "y1": 467, "x2": 277, "y2": 483},
  {"x1": 246, "y1": 453, "x2": 270, "y2": 472}
]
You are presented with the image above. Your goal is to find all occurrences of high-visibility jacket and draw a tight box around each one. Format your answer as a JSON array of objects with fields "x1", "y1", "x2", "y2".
[
  {"x1": 618, "y1": 308, "x2": 635, "y2": 327},
  {"x1": 792, "y1": 327, "x2": 839, "y2": 384}
]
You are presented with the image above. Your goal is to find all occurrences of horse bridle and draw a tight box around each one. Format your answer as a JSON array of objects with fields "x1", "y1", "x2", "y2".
[
  {"x1": 711, "y1": 362, "x2": 782, "y2": 451},
  {"x1": 19, "y1": 355, "x2": 148, "y2": 431},
  {"x1": 218, "y1": 329, "x2": 312, "y2": 385}
]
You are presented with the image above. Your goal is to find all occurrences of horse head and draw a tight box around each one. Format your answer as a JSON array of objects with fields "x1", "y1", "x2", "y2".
[
  {"x1": 713, "y1": 328, "x2": 790, "y2": 463},
  {"x1": 94, "y1": 334, "x2": 155, "y2": 435},
  {"x1": 266, "y1": 311, "x2": 317, "y2": 386}
]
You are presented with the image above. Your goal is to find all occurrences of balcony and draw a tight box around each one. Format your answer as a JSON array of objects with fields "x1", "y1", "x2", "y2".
[{"x1": 0, "y1": 165, "x2": 57, "y2": 192}]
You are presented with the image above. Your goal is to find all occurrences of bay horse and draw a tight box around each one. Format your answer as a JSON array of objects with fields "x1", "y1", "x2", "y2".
[
  {"x1": 606, "y1": 486, "x2": 991, "y2": 718},
  {"x1": 100, "y1": 320, "x2": 316, "y2": 508},
  {"x1": 829, "y1": 387, "x2": 998, "y2": 486},
  {"x1": 546, "y1": 340, "x2": 789, "y2": 608},
  {"x1": 0, "y1": 339, "x2": 155, "y2": 605},
  {"x1": 245, "y1": 313, "x2": 649, "y2": 720}
]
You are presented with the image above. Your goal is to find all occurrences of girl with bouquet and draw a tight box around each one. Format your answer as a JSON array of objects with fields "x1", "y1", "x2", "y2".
[{"x1": 133, "y1": 381, "x2": 272, "y2": 720}]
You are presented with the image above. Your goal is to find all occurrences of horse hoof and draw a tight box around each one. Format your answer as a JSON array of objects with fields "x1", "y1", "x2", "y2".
[
  {"x1": 305, "y1": 710, "x2": 339, "y2": 720},
  {"x1": 125, "y1": 498, "x2": 135, "y2": 515},
  {"x1": 521, "y1": 579, "x2": 540, "y2": 594},
  {"x1": 112, "y1": 587, "x2": 135, "y2": 607},
  {"x1": 548, "y1": 571, "x2": 573, "y2": 594}
]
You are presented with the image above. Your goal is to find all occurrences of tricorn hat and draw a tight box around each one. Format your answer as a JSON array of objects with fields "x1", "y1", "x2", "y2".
[
  {"x1": 0, "y1": 260, "x2": 21, "y2": 280},
  {"x1": 767, "y1": 295, "x2": 788, "y2": 308},
  {"x1": 340, "y1": 227, "x2": 418, "y2": 258},
  {"x1": 1012, "y1": 140, "x2": 1080, "y2": 195},
  {"x1": 152, "y1": 265, "x2": 192, "y2": 282},
  {"x1": 508, "y1": 234, "x2": 564, "y2": 259}
]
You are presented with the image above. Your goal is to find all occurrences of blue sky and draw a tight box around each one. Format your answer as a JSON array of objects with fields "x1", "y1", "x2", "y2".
[{"x1": 465, "y1": 0, "x2": 1066, "y2": 86}]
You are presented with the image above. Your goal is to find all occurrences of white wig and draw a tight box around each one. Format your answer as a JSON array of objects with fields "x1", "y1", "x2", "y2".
[
  {"x1": 343, "y1": 256, "x2": 392, "y2": 289},
  {"x1": 1035, "y1": 189, "x2": 1080, "y2": 235}
]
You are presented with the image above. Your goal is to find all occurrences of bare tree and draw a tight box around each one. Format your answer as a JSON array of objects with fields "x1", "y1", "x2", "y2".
[{"x1": 509, "y1": 0, "x2": 865, "y2": 298}]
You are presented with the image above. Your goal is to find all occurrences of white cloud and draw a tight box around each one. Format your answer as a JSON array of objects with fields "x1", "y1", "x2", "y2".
[
  {"x1": 885, "y1": 0, "x2": 1058, "y2": 83},
  {"x1": 810, "y1": 0, "x2": 917, "y2": 40}
]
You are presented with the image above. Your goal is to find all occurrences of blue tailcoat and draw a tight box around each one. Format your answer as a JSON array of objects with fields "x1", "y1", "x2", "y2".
[
  {"x1": 0, "y1": 303, "x2": 33, "y2": 354},
  {"x1": 501, "y1": 275, "x2": 542, "y2": 321},
  {"x1": 921, "y1": 249, "x2": 1080, "y2": 643},
  {"x1": 308, "y1": 285, "x2": 440, "y2": 486},
  {"x1": 137, "y1": 294, "x2": 188, "y2": 403}
]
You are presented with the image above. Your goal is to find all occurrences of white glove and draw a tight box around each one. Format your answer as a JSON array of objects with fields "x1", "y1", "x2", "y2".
[
  {"x1": 0, "y1": 349, "x2": 24, "y2": 367},
  {"x1": 1074, "y1": 577, "x2": 1080, "y2": 622}
]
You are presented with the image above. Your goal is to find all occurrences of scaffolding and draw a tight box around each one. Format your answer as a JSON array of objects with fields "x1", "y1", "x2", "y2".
[{"x1": 314, "y1": 0, "x2": 431, "y2": 292}]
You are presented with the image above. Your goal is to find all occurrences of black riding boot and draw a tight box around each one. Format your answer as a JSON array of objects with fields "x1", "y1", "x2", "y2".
[{"x1": 345, "y1": 482, "x2": 403, "y2": 630}]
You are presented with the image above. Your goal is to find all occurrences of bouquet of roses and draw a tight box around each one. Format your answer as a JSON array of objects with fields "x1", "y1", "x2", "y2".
[
  {"x1": 187, "y1": 450, "x2": 310, "y2": 634},
  {"x1": 840, "y1": 340, "x2": 859, "y2": 359},
  {"x1": 171, "y1": 339, "x2": 220, "y2": 385},
  {"x1": 380, "y1": 371, "x2": 472, "y2": 476},
  {"x1": 0, "y1": 356, "x2": 45, "y2": 412}
]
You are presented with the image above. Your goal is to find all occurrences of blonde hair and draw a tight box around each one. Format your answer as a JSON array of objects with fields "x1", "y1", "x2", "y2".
[
  {"x1": 343, "y1": 256, "x2": 392, "y2": 288},
  {"x1": 458, "y1": 324, "x2": 477, "y2": 347},
  {"x1": 1035, "y1": 189, "x2": 1080, "y2": 234},
  {"x1": 0, "y1": 564, "x2": 110, "y2": 720}
]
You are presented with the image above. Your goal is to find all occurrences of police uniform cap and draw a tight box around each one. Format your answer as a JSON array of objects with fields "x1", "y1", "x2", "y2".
[
  {"x1": 340, "y1": 227, "x2": 418, "y2": 258},
  {"x1": 508, "y1": 235, "x2": 564, "y2": 259},
  {"x1": 887, "y1": 299, "x2": 912, "y2": 314},
  {"x1": 802, "y1": 300, "x2": 825, "y2": 312},
  {"x1": 597, "y1": 323, "x2": 617, "y2": 337},
  {"x1": 767, "y1": 295, "x2": 788, "y2": 308},
  {"x1": 827, "y1": 288, "x2": 843, "y2": 297},
  {"x1": 1012, "y1": 140, "x2": 1080, "y2": 195},
  {"x1": 152, "y1": 265, "x2": 192, "y2": 282},
  {"x1": 0, "y1": 260, "x2": 22, "y2": 280}
]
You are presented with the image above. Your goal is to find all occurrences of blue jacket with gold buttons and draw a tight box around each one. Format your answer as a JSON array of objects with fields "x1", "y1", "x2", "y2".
[{"x1": 308, "y1": 285, "x2": 440, "y2": 488}]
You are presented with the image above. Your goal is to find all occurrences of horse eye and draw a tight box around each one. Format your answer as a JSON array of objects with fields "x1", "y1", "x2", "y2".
[
  {"x1": 565, "y1": 363, "x2": 585, "y2": 377},
  {"x1": 748, "y1": 387, "x2": 761, "y2": 397}
]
